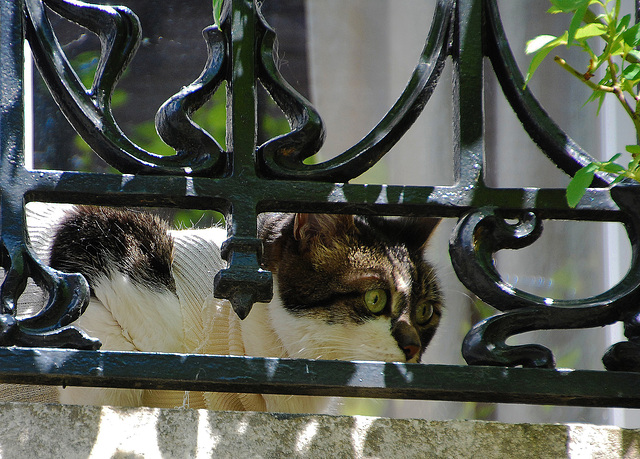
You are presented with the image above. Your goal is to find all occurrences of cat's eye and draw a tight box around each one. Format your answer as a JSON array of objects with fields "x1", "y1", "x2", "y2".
[
  {"x1": 364, "y1": 289, "x2": 387, "y2": 314},
  {"x1": 416, "y1": 303, "x2": 434, "y2": 325}
]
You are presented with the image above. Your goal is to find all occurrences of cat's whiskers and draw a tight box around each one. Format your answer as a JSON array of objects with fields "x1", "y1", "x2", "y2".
[
  {"x1": 447, "y1": 288, "x2": 476, "y2": 303},
  {"x1": 291, "y1": 335, "x2": 404, "y2": 363}
]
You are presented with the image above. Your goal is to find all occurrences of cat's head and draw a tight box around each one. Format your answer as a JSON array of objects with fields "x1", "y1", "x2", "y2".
[{"x1": 259, "y1": 213, "x2": 442, "y2": 363}]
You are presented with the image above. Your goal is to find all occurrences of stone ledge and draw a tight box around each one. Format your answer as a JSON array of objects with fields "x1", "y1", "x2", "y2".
[{"x1": 0, "y1": 402, "x2": 638, "y2": 458}]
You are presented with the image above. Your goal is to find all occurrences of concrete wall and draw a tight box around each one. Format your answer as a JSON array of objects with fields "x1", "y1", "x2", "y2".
[{"x1": 1, "y1": 402, "x2": 639, "y2": 458}]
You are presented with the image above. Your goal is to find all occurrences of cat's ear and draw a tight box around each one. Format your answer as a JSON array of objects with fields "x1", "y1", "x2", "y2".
[
  {"x1": 293, "y1": 213, "x2": 356, "y2": 244},
  {"x1": 402, "y1": 217, "x2": 441, "y2": 251}
]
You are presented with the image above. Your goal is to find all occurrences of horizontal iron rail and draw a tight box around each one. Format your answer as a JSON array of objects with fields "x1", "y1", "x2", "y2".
[
  {"x1": 1, "y1": 347, "x2": 640, "y2": 408},
  {"x1": 24, "y1": 170, "x2": 621, "y2": 221}
]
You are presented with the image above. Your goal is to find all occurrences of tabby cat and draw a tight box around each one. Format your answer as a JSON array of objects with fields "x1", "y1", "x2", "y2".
[{"x1": 43, "y1": 206, "x2": 442, "y2": 413}]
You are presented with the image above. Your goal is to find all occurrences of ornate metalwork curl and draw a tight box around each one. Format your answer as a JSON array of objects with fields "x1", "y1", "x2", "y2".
[
  {"x1": 24, "y1": 0, "x2": 227, "y2": 176},
  {"x1": 0, "y1": 244, "x2": 99, "y2": 349},
  {"x1": 450, "y1": 196, "x2": 640, "y2": 368},
  {"x1": 155, "y1": 25, "x2": 228, "y2": 173},
  {"x1": 256, "y1": 0, "x2": 453, "y2": 181}
]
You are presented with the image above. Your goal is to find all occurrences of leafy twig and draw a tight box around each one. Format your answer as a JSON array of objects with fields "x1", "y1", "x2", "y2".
[
  {"x1": 525, "y1": 0, "x2": 640, "y2": 207},
  {"x1": 553, "y1": 56, "x2": 614, "y2": 92}
]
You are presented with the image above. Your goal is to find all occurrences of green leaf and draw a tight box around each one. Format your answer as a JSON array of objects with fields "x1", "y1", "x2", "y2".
[
  {"x1": 524, "y1": 33, "x2": 568, "y2": 85},
  {"x1": 568, "y1": 3, "x2": 589, "y2": 46},
  {"x1": 601, "y1": 163, "x2": 627, "y2": 174},
  {"x1": 566, "y1": 164, "x2": 597, "y2": 207},
  {"x1": 622, "y1": 79, "x2": 637, "y2": 95},
  {"x1": 584, "y1": 88, "x2": 606, "y2": 114},
  {"x1": 623, "y1": 23, "x2": 640, "y2": 47},
  {"x1": 611, "y1": 31, "x2": 628, "y2": 53},
  {"x1": 594, "y1": 91, "x2": 606, "y2": 115},
  {"x1": 525, "y1": 35, "x2": 559, "y2": 54},
  {"x1": 628, "y1": 146, "x2": 640, "y2": 173},
  {"x1": 550, "y1": 0, "x2": 591, "y2": 12},
  {"x1": 617, "y1": 14, "x2": 632, "y2": 33},
  {"x1": 213, "y1": 0, "x2": 224, "y2": 28},
  {"x1": 626, "y1": 145, "x2": 640, "y2": 155},
  {"x1": 595, "y1": 72, "x2": 611, "y2": 88},
  {"x1": 574, "y1": 23, "x2": 607, "y2": 40},
  {"x1": 628, "y1": 50, "x2": 640, "y2": 62},
  {"x1": 622, "y1": 64, "x2": 640, "y2": 80}
]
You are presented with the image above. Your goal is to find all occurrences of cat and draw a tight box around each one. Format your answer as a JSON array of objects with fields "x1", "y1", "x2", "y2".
[{"x1": 41, "y1": 205, "x2": 442, "y2": 413}]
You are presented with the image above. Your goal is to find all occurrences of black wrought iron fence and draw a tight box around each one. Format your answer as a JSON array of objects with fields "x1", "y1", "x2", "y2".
[{"x1": 2, "y1": 0, "x2": 640, "y2": 408}]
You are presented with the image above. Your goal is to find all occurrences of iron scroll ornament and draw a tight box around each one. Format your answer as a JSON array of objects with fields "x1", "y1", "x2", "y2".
[
  {"x1": 450, "y1": 185, "x2": 640, "y2": 369},
  {"x1": 24, "y1": 0, "x2": 228, "y2": 176},
  {"x1": 24, "y1": 0, "x2": 453, "y2": 182},
  {"x1": 256, "y1": 0, "x2": 453, "y2": 181},
  {"x1": 0, "y1": 225, "x2": 99, "y2": 350}
]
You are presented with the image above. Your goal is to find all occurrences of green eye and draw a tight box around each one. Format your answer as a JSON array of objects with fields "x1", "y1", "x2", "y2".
[
  {"x1": 416, "y1": 303, "x2": 434, "y2": 325},
  {"x1": 364, "y1": 289, "x2": 387, "y2": 314}
]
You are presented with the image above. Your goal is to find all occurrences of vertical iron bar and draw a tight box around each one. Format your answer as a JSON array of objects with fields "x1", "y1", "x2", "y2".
[
  {"x1": 0, "y1": 0, "x2": 25, "y2": 168},
  {"x1": 0, "y1": 0, "x2": 26, "y2": 252},
  {"x1": 215, "y1": 0, "x2": 272, "y2": 319},
  {"x1": 0, "y1": 0, "x2": 27, "y2": 315},
  {"x1": 227, "y1": 0, "x2": 258, "y2": 179},
  {"x1": 452, "y1": 0, "x2": 485, "y2": 187}
]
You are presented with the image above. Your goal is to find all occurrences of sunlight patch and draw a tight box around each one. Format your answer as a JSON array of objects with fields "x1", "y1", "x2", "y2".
[{"x1": 295, "y1": 419, "x2": 319, "y2": 453}]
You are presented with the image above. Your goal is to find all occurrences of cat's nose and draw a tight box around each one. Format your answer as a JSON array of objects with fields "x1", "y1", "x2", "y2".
[
  {"x1": 402, "y1": 344, "x2": 420, "y2": 361},
  {"x1": 391, "y1": 320, "x2": 421, "y2": 362}
]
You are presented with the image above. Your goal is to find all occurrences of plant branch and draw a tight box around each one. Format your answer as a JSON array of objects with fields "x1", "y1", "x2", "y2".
[
  {"x1": 553, "y1": 56, "x2": 614, "y2": 92},
  {"x1": 555, "y1": 55, "x2": 640, "y2": 137},
  {"x1": 607, "y1": 56, "x2": 640, "y2": 135}
]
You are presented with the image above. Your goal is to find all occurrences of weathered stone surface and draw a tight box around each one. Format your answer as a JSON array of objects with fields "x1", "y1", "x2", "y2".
[{"x1": 0, "y1": 402, "x2": 638, "y2": 458}]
